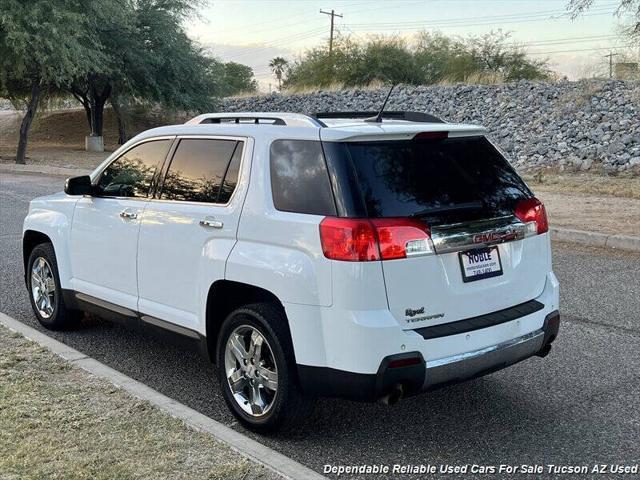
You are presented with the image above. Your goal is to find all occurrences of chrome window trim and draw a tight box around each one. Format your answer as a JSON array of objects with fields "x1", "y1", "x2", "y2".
[{"x1": 150, "y1": 134, "x2": 249, "y2": 208}]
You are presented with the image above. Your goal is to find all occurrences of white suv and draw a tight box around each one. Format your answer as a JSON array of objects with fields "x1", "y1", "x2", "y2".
[{"x1": 23, "y1": 111, "x2": 560, "y2": 432}]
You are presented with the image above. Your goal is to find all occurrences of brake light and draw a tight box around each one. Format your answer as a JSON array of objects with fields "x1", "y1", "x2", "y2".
[
  {"x1": 413, "y1": 131, "x2": 448, "y2": 140},
  {"x1": 515, "y1": 197, "x2": 549, "y2": 235},
  {"x1": 319, "y1": 217, "x2": 433, "y2": 261}
]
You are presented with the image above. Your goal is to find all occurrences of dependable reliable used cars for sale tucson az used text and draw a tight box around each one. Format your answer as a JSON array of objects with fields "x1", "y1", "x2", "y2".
[{"x1": 22, "y1": 107, "x2": 560, "y2": 432}]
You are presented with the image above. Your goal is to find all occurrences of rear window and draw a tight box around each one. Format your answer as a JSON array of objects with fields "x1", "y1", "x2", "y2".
[{"x1": 323, "y1": 136, "x2": 531, "y2": 223}]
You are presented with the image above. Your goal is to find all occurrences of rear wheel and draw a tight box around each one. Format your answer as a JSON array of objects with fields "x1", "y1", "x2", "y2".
[
  {"x1": 27, "y1": 243, "x2": 81, "y2": 330},
  {"x1": 216, "y1": 303, "x2": 314, "y2": 433}
]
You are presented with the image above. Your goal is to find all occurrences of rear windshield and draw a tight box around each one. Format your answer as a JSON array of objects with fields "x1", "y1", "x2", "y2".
[{"x1": 323, "y1": 136, "x2": 531, "y2": 223}]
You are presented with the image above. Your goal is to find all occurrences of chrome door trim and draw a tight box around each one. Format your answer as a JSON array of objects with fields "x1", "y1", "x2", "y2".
[{"x1": 430, "y1": 215, "x2": 526, "y2": 254}]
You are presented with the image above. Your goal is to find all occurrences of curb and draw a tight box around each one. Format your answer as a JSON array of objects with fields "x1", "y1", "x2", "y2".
[
  {"x1": 0, "y1": 164, "x2": 91, "y2": 177},
  {"x1": 551, "y1": 228, "x2": 640, "y2": 253},
  {"x1": 0, "y1": 312, "x2": 327, "y2": 480}
]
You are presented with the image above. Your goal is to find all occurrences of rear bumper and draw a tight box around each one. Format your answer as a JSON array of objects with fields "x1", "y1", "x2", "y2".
[{"x1": 298, "y1": 310, "x2": 560, "y2": 402}]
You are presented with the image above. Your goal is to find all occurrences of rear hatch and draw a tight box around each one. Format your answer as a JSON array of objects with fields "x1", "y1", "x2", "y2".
[{"x1": 322, "y1": 133, "x2": 550, "y2": 329}]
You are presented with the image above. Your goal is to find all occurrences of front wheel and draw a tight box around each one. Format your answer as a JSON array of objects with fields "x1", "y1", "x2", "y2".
[
  {"x1": 27, "y1": 243, "x2": 81, "y2": 330},
  {"x1": 216, "y1": 303, "x2": 314, "y2": 433}
]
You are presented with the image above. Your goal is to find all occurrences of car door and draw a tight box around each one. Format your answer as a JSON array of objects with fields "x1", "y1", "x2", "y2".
[
  {"x1": 69, "y1": 138, "x2": 173, "y2": 312},
  {"x1": 136, "y1": 136, "x2": 250, "y2": 335}
]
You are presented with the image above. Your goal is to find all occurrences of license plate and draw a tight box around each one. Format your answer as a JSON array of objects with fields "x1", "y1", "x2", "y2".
[{"x1": 459, "y1": 247, "x2": 503, "y2": 283}]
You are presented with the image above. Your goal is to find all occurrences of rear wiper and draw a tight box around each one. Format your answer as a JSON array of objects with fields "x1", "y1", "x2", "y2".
[{"x1": 409, "y1": 201, "x2": 483, "y2": 218}]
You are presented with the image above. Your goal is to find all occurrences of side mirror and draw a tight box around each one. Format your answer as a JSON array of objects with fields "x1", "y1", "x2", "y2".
[{"x1": 64, "y1": 175, "x2": 93, "y2": 196}]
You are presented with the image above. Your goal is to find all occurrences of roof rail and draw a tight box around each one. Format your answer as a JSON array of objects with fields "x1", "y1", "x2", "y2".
[
  {"x1": 313, "y1": 111, "x2": 445, "y2": 124},
  {"x1": 185, "y1": 112, "x2": 326, "y2": 128}
]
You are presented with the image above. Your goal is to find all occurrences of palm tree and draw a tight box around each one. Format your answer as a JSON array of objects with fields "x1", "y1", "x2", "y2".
[{"x1": 269, "y1": 57, "x2": 288, "y2": 90}]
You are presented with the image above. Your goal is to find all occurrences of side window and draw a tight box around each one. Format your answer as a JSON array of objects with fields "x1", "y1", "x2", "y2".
[
  {"x1": 96, "y1": 140, "x2": 171, "y2": 198},
  {"x1": 161, "y1": 139, "x2": 242, "y2": 203},
  {"x1": 270, "y1": 139, "x2": 336, "y2": 216}
]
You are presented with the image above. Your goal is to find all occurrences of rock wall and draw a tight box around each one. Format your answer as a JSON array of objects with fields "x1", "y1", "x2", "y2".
[{"x1": 223, "y1": 80, "x2": 640, "y2": 174}]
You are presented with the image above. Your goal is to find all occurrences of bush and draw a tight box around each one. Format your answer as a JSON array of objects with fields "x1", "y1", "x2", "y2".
[{"x1": 284, "y1": 31, "x2": 551, "y2": 89}]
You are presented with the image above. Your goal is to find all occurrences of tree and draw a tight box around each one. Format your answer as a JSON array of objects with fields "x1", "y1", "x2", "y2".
[
  {"x1": 221, "y1": 62, "x2": 258, "y2": 96},
  {"x1": 346, "y1": 36, "x2": 423, "y2": 85},
  {"x1": 0, "y1": 0, "x2": 103, "y2": 163},
  {"x1": 269, "y1": 57, "x2": 289, "y2": 90},
  {"x1": 69, "y1": 0, "x2": 219, "y2": 144},
  {"x1": 567, "y1": 1, "x2": 640, "y2": 38},
  {"x1": 467, "y1": 31, "x2": 550, "y2": 82}
]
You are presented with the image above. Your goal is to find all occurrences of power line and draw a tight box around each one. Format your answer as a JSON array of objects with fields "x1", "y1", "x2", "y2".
[
  {"x1": 344, "y1": 3, "x2": 618, "y2": 28},
  {"x1": 212, "y1": 27, "x2": 327, "y2": 60},
  {"x1": 343, "y1": 6, "x2": 618, "y2": 31},
  {"x1": 526, "y1": 45, "x2": 633, "y2": 55}
]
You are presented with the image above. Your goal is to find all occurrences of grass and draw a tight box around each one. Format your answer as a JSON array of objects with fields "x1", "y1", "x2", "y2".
[
  {"x1": 0, "y1": 325, "x2": 277, "y2": 480},
  {"x1": 523, "y1": 171, "x2": 640, "y2": 200}
]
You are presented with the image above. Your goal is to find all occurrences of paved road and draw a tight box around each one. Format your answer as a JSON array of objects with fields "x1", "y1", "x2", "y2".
[{"x1": 1, "y1": 172, "x2": 639, "y2": 479}]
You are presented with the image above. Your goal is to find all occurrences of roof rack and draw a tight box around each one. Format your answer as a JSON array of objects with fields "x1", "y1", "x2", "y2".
[
  {"x1": 185, "y1": 112, "x2": 325, "y2": 127},
  {"x1": 313, "y1": 111, "x2": 445, "y2": 124}
]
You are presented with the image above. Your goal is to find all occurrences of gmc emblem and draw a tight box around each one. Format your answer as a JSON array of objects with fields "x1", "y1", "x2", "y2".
[{"x1": 473, "y1": 230, "x2": 516, "y2": 244}]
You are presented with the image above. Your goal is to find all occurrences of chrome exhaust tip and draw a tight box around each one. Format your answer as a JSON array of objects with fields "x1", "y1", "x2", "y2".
[{"x1": 379, "y1": 384, "x2": 403, "y2": 405}]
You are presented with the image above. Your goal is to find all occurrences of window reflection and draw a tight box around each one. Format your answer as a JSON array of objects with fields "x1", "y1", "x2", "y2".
[
  {"x1": 97, "y1": 140, "x2": 171, "y2": 198},
  {"x1": 345, "y1": 136, "x2": 531, "y2": 223},
  {"x1": 270, "y1": 139, "x2": 337, "y2": 216},
  {"x1": 161, "y1": 139, "x2": 241, "y2": 204}
]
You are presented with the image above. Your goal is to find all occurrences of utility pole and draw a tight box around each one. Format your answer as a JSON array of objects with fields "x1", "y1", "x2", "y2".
[
  {"x1": 604, "y1": 52, "x2": 618, "y2": 78},
  {"x1": 319, "y1": 9, "x2": 342, "y2": 54}
]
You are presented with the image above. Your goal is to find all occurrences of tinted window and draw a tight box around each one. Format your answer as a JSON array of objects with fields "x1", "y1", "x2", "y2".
[
  {"x1": 219, "y1": 143, "x2": 242, "y2": 204},
  {"x1": 270, "y1": 140, "x2": 336, "y2": 216},
  {"x1": 161, "y1": 139, "x2": 241, "y2": 203},
  {"x1": 324, "y1": 136, "x2": 531, "y2": 224},
  {"x1": 96, "y1": 140, "x2": 170, "y2": 198}
]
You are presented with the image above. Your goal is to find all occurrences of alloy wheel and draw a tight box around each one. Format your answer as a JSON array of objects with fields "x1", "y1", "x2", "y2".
[
  {"x1": 31, "y1": 257, "x2": 56, "y2": 319},
  {"x1": 224, "y1": 325, "x2": 279, "y2": 416}
]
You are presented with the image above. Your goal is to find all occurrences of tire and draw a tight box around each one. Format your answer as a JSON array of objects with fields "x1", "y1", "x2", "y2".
[
  {"x1": 27, "y1": 243, "x2": 81, "y2": 330},
  {"x1": 216, "y1": 302, "x2": 314, "y2": 433}
]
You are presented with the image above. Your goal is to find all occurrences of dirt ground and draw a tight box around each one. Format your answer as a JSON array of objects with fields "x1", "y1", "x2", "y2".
[
  {"x1": 0, "y1": 108, "x2": 186, "y2": 169},
  {"x1": 535, "y1": 190, "x2": 639, "y2": 236},
  {"x1": 2, "y1": 109, "x2": 639, "y2": 236}
]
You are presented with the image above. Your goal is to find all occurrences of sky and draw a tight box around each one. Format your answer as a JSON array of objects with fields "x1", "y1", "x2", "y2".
[{"x1": 186, "y1": 0, "x2": 638, "y2": 90}]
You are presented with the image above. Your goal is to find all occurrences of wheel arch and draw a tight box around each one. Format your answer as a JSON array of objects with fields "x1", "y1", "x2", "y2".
[
  {"x1": 23, "y1": 230, "x2": 54, "y2": 281},
  {"x1": 205, "y1": 280, "x2": 291, "y2": 363}
]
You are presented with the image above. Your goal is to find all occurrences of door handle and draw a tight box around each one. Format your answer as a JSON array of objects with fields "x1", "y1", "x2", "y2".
[
  {"x1": 199, "y1": 217, "x2": 223, "y2": 229},
  {"x1": 120, "y1": 209, "x2": 138, "y2": 220}
]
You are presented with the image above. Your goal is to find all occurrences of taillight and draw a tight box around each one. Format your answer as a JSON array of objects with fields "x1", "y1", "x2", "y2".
[
  {"x1": 515, "y1": 197, "x2": 549, "y2": 235},
  {"x1": 318, "y1": 218, "x2": 378, "y2": 261},
  {"x1": 371, "y1": 218, "x2": 432, "y2": 260},
  {"x1": 319, "y1": 217, "x2": 433, "y2": 262}
]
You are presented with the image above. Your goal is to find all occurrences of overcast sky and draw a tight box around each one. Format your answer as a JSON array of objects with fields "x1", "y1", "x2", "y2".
[{"x1": 186, "y1": 0, "x2": 637, "y2": 90}]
